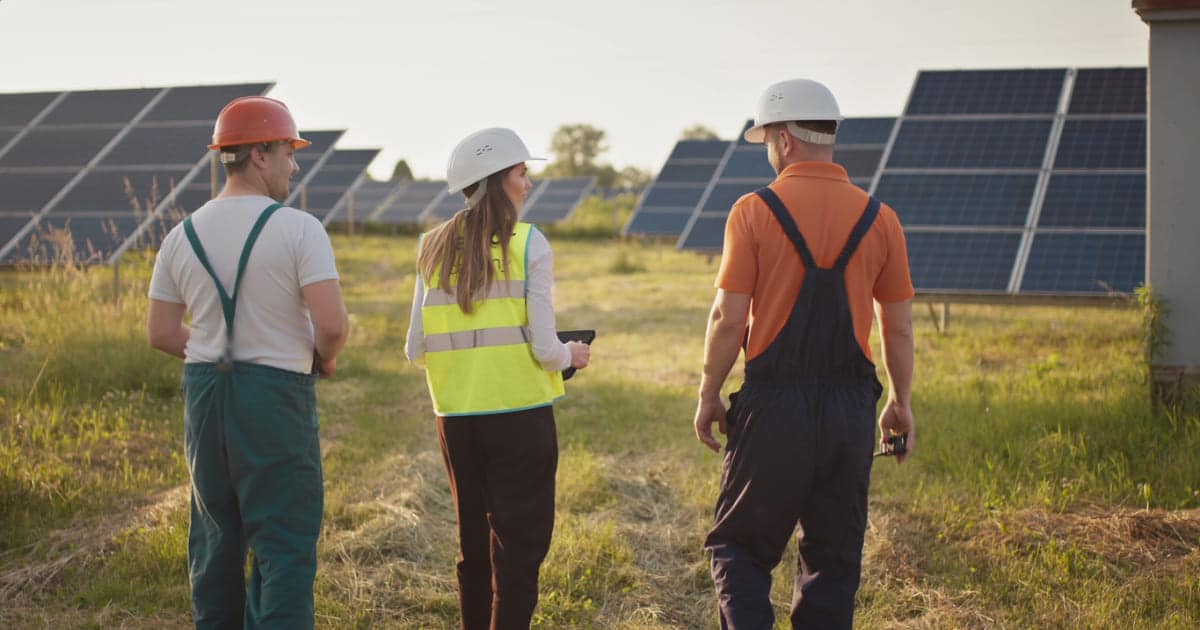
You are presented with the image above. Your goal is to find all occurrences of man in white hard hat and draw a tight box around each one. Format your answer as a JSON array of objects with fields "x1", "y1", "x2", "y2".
[
  {"x1": 693, "y1": 78, "x2": 916, "y2": 629},
  {"x1": 147, "y1": 95, "x2": 349, "y2": 628}
]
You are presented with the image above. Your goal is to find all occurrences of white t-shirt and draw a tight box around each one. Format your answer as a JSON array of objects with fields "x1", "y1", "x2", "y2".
[{"x1": 149, "y1": 195, "x2": 340, "y2": 374}]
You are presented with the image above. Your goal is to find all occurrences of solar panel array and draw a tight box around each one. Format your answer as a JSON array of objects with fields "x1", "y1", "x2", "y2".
[
  {"x1": 623, "y1": 118, "x2": 895, "y2": 246},
  {"x1": 623, "y1": 139, "x2": 729, "y2": 238},
  {"x1": 0, "y1": 83, "x2": 273, "y2": 263},
  {"x1": 296, "y1": 148, "x2": 381, "y2": 225},
  {"x1": 630, "y1": 67, "x2": 1146, "y2": 298},
  {"x1": 521, "y1": 176, "x2": 596, "y2": 224},
  {"x1": 880, "y1": 67, "x2": 1145, "y2": 296},
  {"x1": 369, "y1": 180, "x2": 446, "y2": 224}
]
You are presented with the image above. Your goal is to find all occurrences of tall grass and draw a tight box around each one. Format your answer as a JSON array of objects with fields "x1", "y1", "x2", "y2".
[{"x1": 1, "y1": 234, "x2": 1197, "y2": 628}]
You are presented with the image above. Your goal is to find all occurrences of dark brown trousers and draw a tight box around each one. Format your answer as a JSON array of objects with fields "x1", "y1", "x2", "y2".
[{"x1": 437, "y1": 405, "x2": 558, "y2": 630}]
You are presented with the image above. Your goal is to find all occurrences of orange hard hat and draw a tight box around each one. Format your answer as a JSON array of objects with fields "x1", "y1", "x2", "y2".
[{"x1": 208, "y1": 96, "x2": 312, "y2": 150}]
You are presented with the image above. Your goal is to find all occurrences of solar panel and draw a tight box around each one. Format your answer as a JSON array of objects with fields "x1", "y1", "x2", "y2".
[
  {"x1": 0, "y1": 172, "x2": 75, "y2": 211},
  {"x1": 836, "y1": 118, "x2": 897, "y2": 145},
  {"x1": 1052, "y1": 119, "x2": 1146, "y2": 169},
  {"x1": 370, "y1": 180, "x2": 446, "y2": 224},
  {"x1": 424, "y1": 189, "x2": 465, "y2": 221},
  {"x1": 2, "y1": 215, "x2": 141, "y2": 263},
  {"x1": 0, "y1": 216, "x2": 32, "y2": 253},
  {"x1": 906, "y1": 231, "x2": 1023, "y2": 292},
  {"x1": 0, "y1": 91, "x2": 61, "y2": 127},
  {"x1": 887, "y1": 119, "x2": 1053, "y2": 169},
  {"x1": 521, "y1": 176, "x2": 595, "y2": 224},
  {"x1": 1021, "y1": 233, "x2": 1144, "y2": 294},
  {"x1": 41, "y1": 88, "x2": 159, "y2": 125},
  {"x1": 668, "y1": 140, "x2": 730, "y2": 160},
  {"x1": 0, "y1": 83, "x2": 291, "y2": 265},
  {"x1": 306, "y1": 166, "x2": 365, "y2": 189},
  {"x1": 102, "y1": 123, "x2": 213, "y2": 165},
  {"x1": 834, "y1": 147, "x2": 886, "y2": 179},
  {"x1": 1069, "y1": 68, "x2": 1146, "y2": 115},
  {"x1": 622, "y1": 209, "x2": 694, "y2": 236},
  {"x1": 679, "y1": 215, "x2": 727, "y2": 251},
  {"x1": 720, "y1": 149, "x2": 774, "y2": 180},
  {"x1": 294, "y1": 130, "x2": 344, "y2": 163},
  {"x1": 346, "y1": 180, "x2": 403, "y2": 220},
  {"x1": 870, "y1": 67, "x2": 1146, "y2": 297},
  {"x1": 1038, "y1": 174, "x2": 1145, "y2": 228},
  {"x1": 623, "y1": 138, "x2": 730, "y2": 238},
  {"x1": 658, "y1": 162, "x2": 723, "y2": 183},
  {"x1": 142, "y1": 83, "x2": 273, "y2": 122},
  {"x1": 906, "y1": 69, "x2": 1066, "y2": 115},
  {"x1": 0, "y1": 127, "x2": 122, "y2": 167},
  {"x1": 875, "y1": 173, "x2": 1036, "y2": 227},
  {"x1": 304, "y1": 149, "x2": 381, "y2": 224},
  {"x1": 52, "y1": 168, "x2": 191, "y2": 214}
]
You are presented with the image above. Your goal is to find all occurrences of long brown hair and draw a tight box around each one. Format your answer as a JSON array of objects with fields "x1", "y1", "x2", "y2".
[{"x1": 417, "y1": 166, "x2": 519, "y2": 313}]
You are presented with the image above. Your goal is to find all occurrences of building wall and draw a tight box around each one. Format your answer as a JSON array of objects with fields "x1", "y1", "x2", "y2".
[{"x1": 1145, "y1": 15, "x2": 1200, "y2": 370}]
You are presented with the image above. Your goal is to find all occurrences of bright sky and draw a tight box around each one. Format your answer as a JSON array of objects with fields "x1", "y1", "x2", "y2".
[{"x1": 0, "y1": 0, "x2": 1148, "y2": 181}]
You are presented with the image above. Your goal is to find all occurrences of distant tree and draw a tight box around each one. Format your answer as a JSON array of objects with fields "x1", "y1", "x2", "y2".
[
  {"x1": 681, "y1": 123, "x2": 719, "y2": 140},
  {"x1": 615, "y1": 166, "x2": 652, "y2": 192},
  {"x1": 546, "y1": 124, "x2": 609, "y2": 174},
  {"x1": 539, "y1": 123, "x2": 647, "y2": 191},
  {"x1": 390, "y1": 159, "x2": 414, "y2": 182}
]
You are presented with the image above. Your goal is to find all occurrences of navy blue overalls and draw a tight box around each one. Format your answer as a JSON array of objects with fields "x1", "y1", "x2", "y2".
[
  {"x1": 706, "y1": 188, "x2": 883, "y2": 630},
  {"x1": 181, "y1": 203, "x2": 324, "y2": 629}
]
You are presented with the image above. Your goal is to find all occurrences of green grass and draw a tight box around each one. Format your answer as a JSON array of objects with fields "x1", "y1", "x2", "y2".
[{"x1": 1, "y1": 235, "x2": 1198, "y2": 628}]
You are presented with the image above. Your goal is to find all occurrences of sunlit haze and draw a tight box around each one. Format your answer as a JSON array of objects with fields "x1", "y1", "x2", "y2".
[{"x1": 0, "y1": 0, "x2": 1148, "y2": 180}]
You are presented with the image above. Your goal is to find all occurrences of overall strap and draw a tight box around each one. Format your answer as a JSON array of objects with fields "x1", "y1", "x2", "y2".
[
  {"x1": 755, "y1": 187, "x2": 817, "y2": 270},
  {"x1": 182, "y1": 202, "x2": 284, "y2": 360},
  {"x1": 832, "y1": 197, "x2": 881, "y2": 272}
]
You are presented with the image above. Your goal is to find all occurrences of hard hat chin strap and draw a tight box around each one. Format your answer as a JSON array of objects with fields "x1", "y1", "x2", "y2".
[
  {"x1": 466, "y1": 178, "x2": 488, "y2": 207},
  {"x1": 785, "y1": 122, "x2": 836, "y2": 146}
]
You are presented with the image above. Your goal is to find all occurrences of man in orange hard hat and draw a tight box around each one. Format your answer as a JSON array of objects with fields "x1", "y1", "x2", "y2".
[{"x1": 147, "y1": 95, "x2": 349, "y2": 629}]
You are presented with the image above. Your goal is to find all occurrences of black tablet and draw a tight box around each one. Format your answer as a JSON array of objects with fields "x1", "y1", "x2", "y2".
[{"x1": 556, "y1": 329, "x2": 595, "y2": 380}]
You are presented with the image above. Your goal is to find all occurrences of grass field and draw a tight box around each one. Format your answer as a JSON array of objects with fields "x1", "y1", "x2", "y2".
[{"x1": 2, "y1": 229, "x2": 1199, "y2": 629}]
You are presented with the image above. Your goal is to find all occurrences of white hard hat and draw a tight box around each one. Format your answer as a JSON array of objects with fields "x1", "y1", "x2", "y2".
[
  {"x1": 744, "y1": 78, "x2": 843, "y2": 144},
  {"x1": 446, "y1": 127, "x2": 544, "y2": 194}
]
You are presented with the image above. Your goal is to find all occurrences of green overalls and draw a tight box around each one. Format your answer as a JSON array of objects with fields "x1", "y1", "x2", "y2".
[{"x1": 181, "y1": 203, "x2": 324, "y2": 629}]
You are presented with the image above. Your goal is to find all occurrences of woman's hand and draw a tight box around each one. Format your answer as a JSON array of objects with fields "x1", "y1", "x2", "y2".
[{"x1": 566, "y1": 340, "x2": 591, "y2": 369}]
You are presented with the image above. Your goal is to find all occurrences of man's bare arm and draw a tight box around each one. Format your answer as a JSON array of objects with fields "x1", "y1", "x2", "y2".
[
  {"x1": 147, "y1": 299, "x2": 189, "y2": 359},
  {"x1": 302, "y1": 279, "x2": 349, "y2": 374},
  {"x1": 876, "y1": 299, "x2": 914, "y2": 462},
  {"x1": 694, "y1": 290, "x2": 751, "y2": 452}
]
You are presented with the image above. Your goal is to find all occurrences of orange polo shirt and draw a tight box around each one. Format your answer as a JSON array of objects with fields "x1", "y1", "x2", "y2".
[{"x1": 716, "y1": 161, "x2": 914, "y2": 362}]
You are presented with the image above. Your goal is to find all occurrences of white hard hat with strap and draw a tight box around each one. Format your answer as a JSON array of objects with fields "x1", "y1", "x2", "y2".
[
  {"x1": 446, "y1": 128, "x2": 544, "y2": 206},
  {"x1": 744, "y1": 78, "x2": 843, "y2": 145}
]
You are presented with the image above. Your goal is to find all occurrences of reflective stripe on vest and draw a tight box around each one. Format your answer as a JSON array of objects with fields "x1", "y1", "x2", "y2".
[{"x1": 420, "y1": 222, "x2": 565, "y2": 416}]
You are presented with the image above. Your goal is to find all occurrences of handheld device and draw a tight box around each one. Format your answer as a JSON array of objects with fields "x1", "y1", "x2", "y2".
[
  {"x1": 873, "y1": 433, "x2": 908, "y2": 458},
  {"x1": 556, "y1": 329, "x2": 595, "y2": 381}
]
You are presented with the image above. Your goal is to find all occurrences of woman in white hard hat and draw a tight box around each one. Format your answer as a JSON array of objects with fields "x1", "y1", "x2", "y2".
[{"x1": 405, "y1": 127, "x2": 590, "y2": 630}]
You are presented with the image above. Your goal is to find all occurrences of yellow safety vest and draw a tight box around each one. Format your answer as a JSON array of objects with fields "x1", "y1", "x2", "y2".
[{"x1": 421, "y1": 222, "x2": 565, "y2": 416}]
